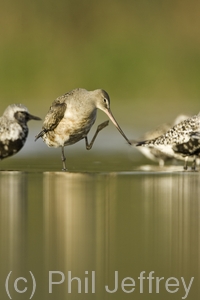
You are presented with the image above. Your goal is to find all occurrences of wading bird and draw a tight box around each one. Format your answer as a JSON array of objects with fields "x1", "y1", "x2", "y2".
[
  {"x1": 136, "y1": 113, "x2": 200, "y2": 170},
  {"x1": 133, "y1": 115, "x2": 190, "y2": 167},
  {"x1": 35, "y1": 88, "x2": 131, "y2": 170}
]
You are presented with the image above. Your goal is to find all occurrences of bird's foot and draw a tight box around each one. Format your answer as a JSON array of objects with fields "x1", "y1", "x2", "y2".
[
  {"x1": 61, "y1": 160, "x2": 67, "y2": 171},
  {"x1": 97, "y1": 120, "x2": 109, "y2": 132}
]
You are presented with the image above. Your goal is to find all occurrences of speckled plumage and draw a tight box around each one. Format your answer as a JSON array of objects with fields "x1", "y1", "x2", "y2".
[
  {"x1": 136, "y1": 113, "x2": 200, "y2": 169},
  {"x1": 35, "y1": 88, "x2": 131, "y2": 170},
  {"x1": 134, "y1": 115, "x2": 190, "y2": 166},
  {"x1": 173, "y1": 137, "x2": 200, "y2": 156},
  {"x1": 0, "y1": 104, "x2": 41, "y2": 160}
]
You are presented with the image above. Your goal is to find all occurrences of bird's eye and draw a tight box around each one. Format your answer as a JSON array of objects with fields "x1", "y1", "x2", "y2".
[{"x1": 103, "y1": 98, "x2": 107, "y2": 103}]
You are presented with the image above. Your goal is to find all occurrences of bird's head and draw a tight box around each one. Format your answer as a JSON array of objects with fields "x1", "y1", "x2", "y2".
[
  {"x1": 3, "y1": 104, "x2": 41, "y2": 124},
  {"x1": 94, "y1": 89, "x2": 131, "y2": 145}
]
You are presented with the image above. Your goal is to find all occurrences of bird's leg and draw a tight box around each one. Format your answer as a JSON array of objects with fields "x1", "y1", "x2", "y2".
[
  {"x1": 158, "y1": 159, "x2": 164, "y2": 167},
  {"x1": 183, "y1": 156, "x2": 188, "y2": 170},
  {"x1": 61, "y1": 146, "x2": 67, "y2": 171},
  {"x1": 85, "y1": 120, "x2": 109, "y2": 150},
  {"x1": 191, "y1": 158, "x2": 196, "y2": 171}
]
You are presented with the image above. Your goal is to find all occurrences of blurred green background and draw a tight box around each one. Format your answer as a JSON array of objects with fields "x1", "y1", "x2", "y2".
[{"x1": 1, "y1": 0, "x2": 200, "y2": 135}]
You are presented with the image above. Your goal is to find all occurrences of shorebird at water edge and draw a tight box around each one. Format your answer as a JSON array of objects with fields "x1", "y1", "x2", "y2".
[{"x1": 35, "y1": 88, "x2": 131, "y2": 170}]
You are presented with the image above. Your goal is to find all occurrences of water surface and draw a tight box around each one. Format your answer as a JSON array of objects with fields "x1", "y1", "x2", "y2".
[{"x1": 0, "y1": 157, "x2": 199, "y2": 300}]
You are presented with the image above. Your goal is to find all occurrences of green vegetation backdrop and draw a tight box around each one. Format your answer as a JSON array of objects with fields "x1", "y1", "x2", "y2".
[{"x1": 1, "y1": 0, "x2": 200, "y2": 129}]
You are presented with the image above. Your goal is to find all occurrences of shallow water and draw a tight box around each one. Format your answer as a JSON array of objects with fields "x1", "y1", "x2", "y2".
[{"x1": 0, "y1": 156, "x2": 199, "y2": 300}]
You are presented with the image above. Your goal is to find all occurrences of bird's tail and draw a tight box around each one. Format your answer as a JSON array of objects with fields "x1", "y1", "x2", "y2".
[
  {"x1": 129, "y1": 139, "x2": 141, "y2": 146},
  {"x1": 129, "y1": 139, "x2": 152, "y2": 147},
  {"x1": 136, "y1": 140, "x2": 152, "y2": 147}
]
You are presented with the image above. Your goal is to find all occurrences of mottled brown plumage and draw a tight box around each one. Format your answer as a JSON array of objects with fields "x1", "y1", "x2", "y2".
[{"x1": 36, "y1": 101, "x2": 67, "y2": 139}]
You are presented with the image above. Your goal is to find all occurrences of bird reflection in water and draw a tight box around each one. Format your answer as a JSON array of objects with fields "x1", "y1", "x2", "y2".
[{"x1": 0, "y1": 172, "x2": 27, "y2": 273}]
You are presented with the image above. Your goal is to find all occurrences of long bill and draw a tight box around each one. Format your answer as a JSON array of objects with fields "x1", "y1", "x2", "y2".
[
  {"x1": 28, "y1": 113, "x2": 42, "y2": 121},
  {"x1": 105, "y1": 108, "x2": 131, "y2": 145}
]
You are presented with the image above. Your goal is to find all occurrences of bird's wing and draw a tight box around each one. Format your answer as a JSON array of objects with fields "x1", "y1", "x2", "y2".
[
  {"x1": 173, "y1": 138, "x2": 200, "y2": 155},
  {"x1": 35, "y1": 102, "x2": 67, "y2": 141}
]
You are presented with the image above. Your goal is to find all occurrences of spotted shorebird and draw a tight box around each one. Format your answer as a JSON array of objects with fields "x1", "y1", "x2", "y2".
[
  {"x1": 35, "y1": 88, "x2": 131, "y2": 170},
  {"x1": 136, "y1": 113, "x2": 200, "y2": 170},
  {"x1": 0, "y1": 104, "x2": 41, "y2": 160},
  {"x1": 133, "y1": 115, "x2": 190, "y2": 166}
]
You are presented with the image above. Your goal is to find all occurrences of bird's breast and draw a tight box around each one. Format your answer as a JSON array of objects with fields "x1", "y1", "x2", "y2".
[
  {"x1": 43, "y1": 113, "x2": 97, "y2": 148},
  {"x1": 0, "y1": 122, "x2": 28, "y2": 159},
  {"x1": 0, "y1": 122, "x2": 27, "y2": 142}
]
